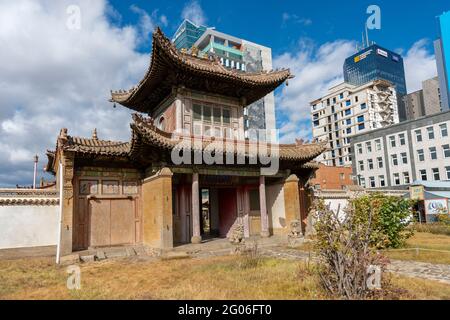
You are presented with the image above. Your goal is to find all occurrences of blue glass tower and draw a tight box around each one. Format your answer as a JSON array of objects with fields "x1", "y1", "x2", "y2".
[
  {"x1": 344, "y1": 44, "x2": 407, "y2": 120},
  {"x1": 435, "y1": 11, "x2": 450, "y2": 110},
  {"x1": 172, "y1": 19, "x2": 207, "y2": 50}
]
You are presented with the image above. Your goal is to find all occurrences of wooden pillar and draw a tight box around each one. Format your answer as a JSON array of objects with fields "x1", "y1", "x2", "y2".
[
  {"x1": 59, "y1": 152, "x2": 74, "y2": 255},
  {"x1": 259, "y1": 176, "x2": 270, "y2": 237},
  {"x1": 191, "y1": 172, "x2": 202, "y2": 244},
  {"x1": 283, "y1": 174, "x2": 301, "y2": 234}
]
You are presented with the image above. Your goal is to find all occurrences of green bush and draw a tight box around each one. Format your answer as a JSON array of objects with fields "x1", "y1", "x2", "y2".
[
  {"x1": 437, "y1": 214, "x2": 450, "y2": 226},
  {"x1": 351, "y1": 193, "x2": 414, "y2": 249}
]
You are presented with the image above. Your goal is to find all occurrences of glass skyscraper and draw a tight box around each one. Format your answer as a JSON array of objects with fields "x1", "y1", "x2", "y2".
[
  {"x1": 343, "y1": 44, "x2": 407, "y2": 120},
  {"x1": 435, "y1": 11, "x2": 450, "y2": 110},
  {"x1": 172, "y1": 19, "x2": 207, "y2": 50}
]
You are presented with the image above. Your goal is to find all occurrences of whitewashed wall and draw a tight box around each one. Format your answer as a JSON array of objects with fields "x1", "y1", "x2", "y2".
[
  {"x1": 0, "y1": 205, "x2": 58, "y2": 249},
  {"x1": 267, "y1": 183, "x2": 286, "y2": 230}
]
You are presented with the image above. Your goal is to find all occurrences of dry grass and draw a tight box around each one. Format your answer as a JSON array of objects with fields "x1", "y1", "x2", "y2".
[
  {"x1": 1, "y1": 255, "x2": 450, "y2": 300},
  {"x1": 384, "y1": 232, "x2": 450, "y2": 265}
]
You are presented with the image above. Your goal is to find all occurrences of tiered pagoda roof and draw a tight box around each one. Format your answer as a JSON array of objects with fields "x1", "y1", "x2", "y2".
[{"x1": 110, "y1": 27, "x2": 293, "y2": 113}]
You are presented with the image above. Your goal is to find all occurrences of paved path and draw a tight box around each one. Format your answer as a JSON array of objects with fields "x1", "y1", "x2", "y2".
[{"x1": 178, "y1": 238, "x2": 450, "y2": 285}]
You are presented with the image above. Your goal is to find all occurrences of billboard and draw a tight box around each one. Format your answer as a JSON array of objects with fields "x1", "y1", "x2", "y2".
[{"x1": 424, "y1": 199, "x2": 448, "y2": 215}]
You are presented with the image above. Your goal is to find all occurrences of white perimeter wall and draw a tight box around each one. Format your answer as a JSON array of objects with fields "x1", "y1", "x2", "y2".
[{"x1": 0, "y1": 206, "x2": 58, "y2": 249}]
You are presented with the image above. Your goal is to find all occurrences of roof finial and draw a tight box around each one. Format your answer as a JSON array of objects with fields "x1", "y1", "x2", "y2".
[{"x1": 92, "y1": 128, "x2": 98, "y2": 140}]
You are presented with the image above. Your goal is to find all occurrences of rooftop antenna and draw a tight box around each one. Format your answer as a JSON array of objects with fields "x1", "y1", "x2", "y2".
[
  {"x1": 365, "y1": 23, "x2": 370, "y2": 48},
  {"x1": 361, "y1": 31, "x2": 365, "y2": 49}
]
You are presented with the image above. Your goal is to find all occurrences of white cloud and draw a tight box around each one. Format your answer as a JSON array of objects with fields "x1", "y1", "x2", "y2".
[
  {"x1": 281, "y1": 13, "x2": 312, "y2": 27},
  {"x1": 181, "y1": 0, "x2": 207, "y2": 26},
  {"x1": 0, "y1": 0, "x2": 150, "y2": 186},
  {"x1": 130, "y1": 5, "x2": 168, "y2": 41},
  {"x1": 404, "y1": 39, "x2": 437, "y2": 93},
  {"x1": 274, "y1": 39, "x2": 356, "y2": 143}
]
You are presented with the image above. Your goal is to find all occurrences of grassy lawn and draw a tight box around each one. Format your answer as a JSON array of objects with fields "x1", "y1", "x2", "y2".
[
  {"x1": 1, "y1": 255, "x2": 450, "y2": 300},
  {"x1": 384, "y1": 232, "x2": 450, "y2": 265}
]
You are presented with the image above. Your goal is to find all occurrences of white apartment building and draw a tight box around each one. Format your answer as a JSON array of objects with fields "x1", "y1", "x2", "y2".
[
  {"x1": 311, "y1": 80, "x2": 399, "y2": 166},
  {"x1": 351, "y1": 110, "x2": 450, "y2": 189}
]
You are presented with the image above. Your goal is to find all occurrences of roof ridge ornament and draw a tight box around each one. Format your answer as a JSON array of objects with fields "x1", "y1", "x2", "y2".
[{"x1": 92, "y1": 128, "x2": 98, "y2": 141}]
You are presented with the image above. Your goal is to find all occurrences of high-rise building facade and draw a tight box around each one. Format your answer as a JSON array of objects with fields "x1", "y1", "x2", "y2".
[
  {"x1": 404, "y1": 77, "x2": 442, "y2": 120},
  {"x1": 311, "y1": 80, "x2": 399, "y2": 167},
  {"x1": 172, "y1": 20, "x2": 276, "y2": 141},
  {"x1": 343, "y1": 44, "x2": 407, "y2": 121},
  {"x1": 435, "y1": 11, "x2": 450, "y2": 110},
  {"x1": 351, "y1": 110, "x2": 450, "y2": 189},
  {"x1": 172, "y1": 19, "x2": 207, "y2": 51}
]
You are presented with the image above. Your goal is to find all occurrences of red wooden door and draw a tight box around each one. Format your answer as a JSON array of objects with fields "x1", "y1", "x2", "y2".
[{"x1": 218, "y1": 188, "x2": 237, "y2": 237}]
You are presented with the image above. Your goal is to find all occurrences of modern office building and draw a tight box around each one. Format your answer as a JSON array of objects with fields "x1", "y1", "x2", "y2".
[
  {"x1": 311, "y1": 79, "x2": 399, "y2": 167},
  {"x1": 172, "y1": 20, "x2": 276, "y2": 141},
  {"x1": 350, "y1": 110, "x2": 450, "y2": 189},
  {"x1": 172, "y1": 19, "x2": 207, "y2": 51},
  {"x1": 404, "y1": 77, "x2": 442, "y2": 120},
  {"x1": 343, "y1": 44, "x2": 407, "y2": 121},
  {"x1": 434, "y1": 11, "x2": 450, "y2": 110}
]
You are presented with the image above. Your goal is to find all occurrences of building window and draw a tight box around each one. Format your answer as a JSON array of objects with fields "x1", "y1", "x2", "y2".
[
  {"x1": 345, "y1": 109, "x2": 351, "y2": 116},
  {"x1": 429, "y1": 147, "x2": 437, "y2": 160},
  {"x1": 339, "y1": 93, "x2": 344, "y2": 99},
  {"x1": 415, "y1": 130, "x2": 422, "y2": 142},
  {"x1": 432, "y1": 168, "x2": 440, "y2": 181},
  {"x1": 393, "y1": 173, "x2": 400, "y2": 186},
  {"x1": 346, "y1": 128, "x2": 352, "y2": 134},
  {"x1": 359, "y1": 161, "x2": 364, "y2": 171},
  {"x1": 427, "y1": 127, "x2": 435, "y2": 140},
  {"x1": 357, "y1": 144, "x2": 363, "y2": 154},
  {"x1": 366, "y1": 142, "x2": 372, "y2": 153},
  {"x1": 446, "y1": 167, "x2": 450, "y2": 180},
  {"x1": 403, "y1": 172, "x2": 410, "y2": 185},
  {"x1": 346, "y1": 100, "x2": 351, "y2": 107},
  {"x1": 399, "y1": 133, "x2": 406, "y2": 146},
  {"x1": 401, "y1": 152, "x2": 408, "y2": 164},
  {"x1": 360, "y1": 103, "x2": 367, "y2": 110},
  {"x1": 417, "y1": 149, "x2": 425, "y2": 162},
  {"x1": 357, "y1": 115, "x2": 364, "y2": 123},
  {"x1": 391, "y1": 154, "x2": 398, "y2": 166},
  {"x1": 379, "y1": 175, "x2": 386, "y2": 187},
  {"x1": 375, "y1": 139, "x2": 382, "y2": 151},
  {"x1": 377, "y1": 157, "x2": 383, "y2": 168},
  {"x1": 358, "y1": 123, "x2": 365, "y2": 130},
  {"x1": 420, "y1": 169, "x2": 427, "y2": 181},
  {"x1": 369, "y1": 177, "x2": 376, "y2": 188},
  {"x1": 368, "y1": 159, "x2": 374, "y2": 170},
  {"x1": 346, "y1": 118, "x2": 352, "y2": 125},
  {"x1": 360, "y1": 177, "x2": 366, "y2": 188},
  {"x1": 389, "y1": 136, "x2": 396, "y2": 148},
  {"x1": 355, "y1": 96, "x2": 359, "y2": 103},
  {"x1": 443, "y1": 144, "x2": 450, "y2": 158},
  {"x1": 440, "y1": 123, "x2": 448, "y2": 137}
]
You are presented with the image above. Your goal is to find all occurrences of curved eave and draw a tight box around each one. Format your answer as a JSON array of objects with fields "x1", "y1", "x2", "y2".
[
  {"x1": 111, "y1": 27, "x2": 292, "y2": 112},
  {"x1": 128, "y1": 115, "x2": 326, "y2": 163}
]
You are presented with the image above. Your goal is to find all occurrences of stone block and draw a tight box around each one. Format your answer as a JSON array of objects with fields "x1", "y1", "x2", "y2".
[
  {"x1": 95, "y1": 250, "x2": 106, "y2": 261},
  {"x1": 59, "y1": 254, "x2": 80, "y2": 265},
  {"x1": 80, "y1": 255, "x2": 95, "y2": 263}
]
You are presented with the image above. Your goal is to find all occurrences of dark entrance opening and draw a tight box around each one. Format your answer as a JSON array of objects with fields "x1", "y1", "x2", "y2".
[{"x1": 200, "y1": 188, "x2": 212, "y2": 237}]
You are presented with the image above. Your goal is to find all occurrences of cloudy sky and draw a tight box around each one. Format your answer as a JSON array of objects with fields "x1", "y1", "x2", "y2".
[{"x1": 0, "y1": 0, "x2": 446, "y2": 186}]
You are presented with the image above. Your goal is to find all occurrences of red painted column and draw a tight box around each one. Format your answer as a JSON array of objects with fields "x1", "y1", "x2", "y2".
[
  {"x1": 191, "y1": 172, "x2": 202, "y2": 244},
  {"x1": 259, "y1": 176, "x2": 270, "y2": 237}
]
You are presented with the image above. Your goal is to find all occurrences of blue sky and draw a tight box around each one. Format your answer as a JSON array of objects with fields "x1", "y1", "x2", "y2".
[
  {"x1": 111, "y1": 0, "x2": 446, "y2": 56},
  {"x1": 0, "y1": 0, "x2": 448, "y2": 186}
]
